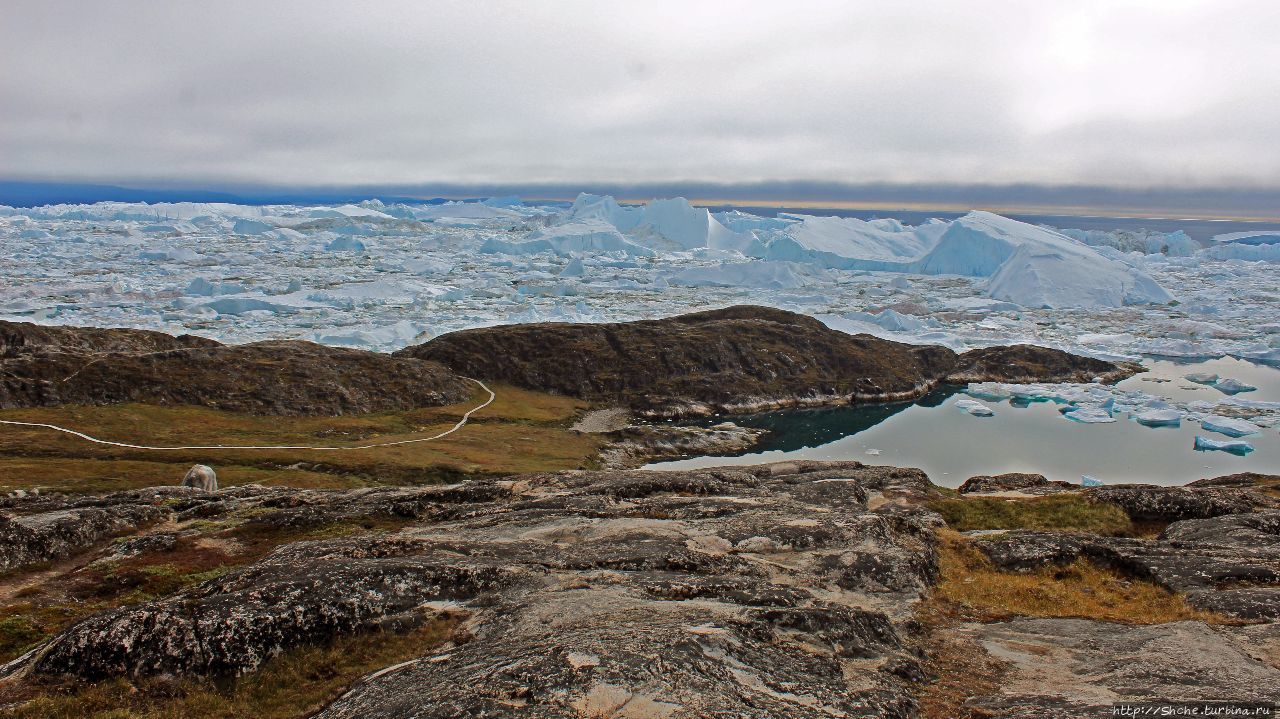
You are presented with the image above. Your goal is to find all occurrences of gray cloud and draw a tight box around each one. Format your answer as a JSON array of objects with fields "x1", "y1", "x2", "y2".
[{"x1": 3, "y1": 0, "x2": 1278, "y2": 188}]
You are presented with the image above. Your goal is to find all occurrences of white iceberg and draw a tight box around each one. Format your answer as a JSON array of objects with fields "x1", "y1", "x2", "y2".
[
  {"x1": 324, "y1": 236, "x2": 366, "y2": 252},
  {"x1": 1199, "y1": 415, "x2": 1261, "y2": 438},
  {"x1": 1184, "y1": 372, "x2": 1219, "y2": 384},
  {"x1": 915, "y1": 212, "x2": 1173, "y2": 308},
  {"x1": 1134, "y1": 408, "x2": 1182, "y2": 427},
  {"x1": 1193, "y1": 435, "x2": 1255, "y2": 455},
  {"x1": 954, "y1": 399, "x2": 995, "y2": 416},
  {"x1": 669, "y1": 261, "x2": 831, "y2": 290},
  {"x1": 1214, "y1": 378, "x2": 1257, "y2": 395},
  {"x1": 1063, "y1": 405, "x2": 1115, "y2": 423}
]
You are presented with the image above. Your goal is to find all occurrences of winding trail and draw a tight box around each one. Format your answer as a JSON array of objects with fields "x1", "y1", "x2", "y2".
[{"x1": 0, "y1": 378, "x2": 495, "y2": 452}]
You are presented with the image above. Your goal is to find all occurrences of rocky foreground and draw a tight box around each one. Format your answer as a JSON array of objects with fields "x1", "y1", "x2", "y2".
[
  {"x1": 3, "y1": 306, "x2": 1137, "y2": 418},
  {"x1": 1, "y1": 463, "x2": 1278, "y2": 716}
]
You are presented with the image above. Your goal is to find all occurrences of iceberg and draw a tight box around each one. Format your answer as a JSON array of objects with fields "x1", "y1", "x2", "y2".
[
  {"x1": 760, "y1": 214, "x2": 943, "y2": 270},
  {"x1": 669, "y1": 261, "x2": 831, "y2": 290},
  {"x1": 1214, "y1": 378, "x2": 1257, "y2": 395},
  {"x1": 915, "y1": 212, "x2": 1173, "y2": 308},
  {"x1": 482, "y1": 220, "x2": 656, "y2": 257},
  {"x1": 1193, "y1": 435, "x2": 1255, "y2": 455},
  {"x1": 964, "y1": 383, "x2": 1014, "y2": 401},
  {"x1": 324, "y1": 236, "x2": 366, "y2": 252},
  {"x1": 1183, "y1": 372, "x2": 1219, "y2": 384},
  {"x1": 1081, "y1": 475, "x2": 1104, "y2": 487},
  {"x1": 1204, "y1": 231, "x2": 1280, "y2": 262},
  {"x1": 1199, "y1": 415, "x2": 1261, "y2": 438},
  {"x1": 1063, "y1": 405, "x2": 1115, "y2": 423},
  {"x1": 954, "y1": 399, "x2": 995, "y2": 417},
  {"x1": 1134, "y1": 408, "x2": 1182, "y2": 427}
]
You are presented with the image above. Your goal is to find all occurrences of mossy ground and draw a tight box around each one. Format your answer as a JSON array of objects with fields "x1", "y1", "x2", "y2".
[
  {"x1": 0, "y1": 617, "x2": 460, "y2": 719},
  {"x1": 928, "y1": 493, "x2": 1133, "y2": 535},
  {"x1": 0, "y1": 384, "x2": 599, "y2": 494}
]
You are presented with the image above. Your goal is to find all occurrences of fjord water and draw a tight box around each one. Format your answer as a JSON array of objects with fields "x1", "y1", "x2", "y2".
[{"x1": 650, "y1": 357, "x2": 1280, "y2": 487}]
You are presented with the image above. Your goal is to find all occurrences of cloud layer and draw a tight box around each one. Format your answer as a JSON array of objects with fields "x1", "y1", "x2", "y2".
[{"x1": 3, "y1": 0, "x2": 1278, "y2": 188}]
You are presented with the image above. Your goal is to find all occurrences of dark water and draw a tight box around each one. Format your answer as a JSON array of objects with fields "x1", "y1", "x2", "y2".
[{"x1": 648, "y1": 358, "x2": 1280, "y2": 487}]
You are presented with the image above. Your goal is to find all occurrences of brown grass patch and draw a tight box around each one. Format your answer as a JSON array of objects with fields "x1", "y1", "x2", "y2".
[
  {"x1": 930, "y1": 531, "x2": 1224, "y2": 624},
  {"x1": 913, "y1": 624, "x2": 1009, "y2": 719},
  {"x1": 0, "y1": 617, "x2": 460, "y2": 718}
]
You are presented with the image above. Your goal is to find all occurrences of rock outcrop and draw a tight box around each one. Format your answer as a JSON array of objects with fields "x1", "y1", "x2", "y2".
[
  {"x1": 958, "y1": 618, "x2": 1280, "y2": 715},
  {"x1": 5, "y1": 462, "x2": 943, "y2": 718},
  {"x1": 976, "y1": 510, "x2": 1280, "y2": 619},
  {"x1": 0, "y1": 503, "x2": 168, "y2": 572},
  {"x1": 957, "y1": 472, "x2": 1076, "y2": 495},
  {"x1": 400, "y1": 306, "x2": 1138, "y2": 417},
  {"x1": 0, "y1": 320, "x2": 470, "y2": 415}
]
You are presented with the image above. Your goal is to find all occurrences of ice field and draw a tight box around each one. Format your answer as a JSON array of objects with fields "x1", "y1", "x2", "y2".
[{"x1": 2, "y1": 193, "x2": 1278, "y2": 481}]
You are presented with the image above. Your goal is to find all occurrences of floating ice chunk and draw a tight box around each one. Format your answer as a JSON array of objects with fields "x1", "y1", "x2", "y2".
[
  {"x1": 965, "y1": 383, "x2": 1013, "y2": 401},
  {"x1": 1134, "y1": 408, "x2": 1182, "y2": 427},
  {"x1": 669, "y1": 261, "x2": 831, "y2": 290},
  {"x1": 1204, "y1": 231, "x2": 1280, "y2": 262},
  {"x1": 1214, "y1": 378, "x2": 1257, "y2": 395},
  {"x1": 185, "y1": 278, "x2": 247, "y2": 297},
  {"x1": 1063, "y1": 405, "x2": 1115, "y2": 423},
  {"x1": 559, "y1": 257, "x2": 586, "y2": 277},
  {"x1": 913, "y1": 212, "x2": 1172, "y2": 308},
  {"x1": 865, "y1": 448, "x2": 881, "y2": 456},
  {"x1": 232, "y1": 218, "x2": 274, "y2": 234},
  {"x1": 325, "y1": 236, "x2": 366, "y2": 252},
  {"x1": 1184, "y1": 372, "x2": 1219, "y2": 384},
  {"x1": 761, "y1": 214, "x2": 942, "y2": 270},
  {"x1": 1193, "y1": 435, "x2": 1255, "y2": 455},
  {"x1": 139, "y1": 247, "x2": 199, "y2": 262},
  {"x1": 954, "y1": 399, "x2": 995, "y2": 416},
  {"x1": 1081, "y1": 475, "x2": 1104, "y2": 487},
  {"x1": 483, "y1": 220, "x2": 655, "y2": 257},
  {"x1": 1199, "y1": 415, "x2": 1261, "y2": 438}
]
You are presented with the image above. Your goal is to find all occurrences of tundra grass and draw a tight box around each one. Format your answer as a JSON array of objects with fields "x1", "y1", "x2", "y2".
[
  {"x1": 928, "y1": 494, "x2": 1133, "y2": 535},
  {"x1": 929, "y1": 531, "x2": 1224, "y2": 624},
  {"x1": 0, "y1": 384, "x2": 600, "y2": 494}
]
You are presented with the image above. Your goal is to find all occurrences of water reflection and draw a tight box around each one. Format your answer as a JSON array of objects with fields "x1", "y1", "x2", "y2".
[
  {"x1": 651, "y1": 357, "x2": 1280, "y2": 487},
  {"x1": 684, "y1": 387, "x2": 958, "y2": 454}
]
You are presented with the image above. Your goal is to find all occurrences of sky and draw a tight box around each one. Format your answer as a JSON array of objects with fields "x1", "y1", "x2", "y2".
[{"x1": 3, "y1": 0, "x2": 1280, "y2": 192}]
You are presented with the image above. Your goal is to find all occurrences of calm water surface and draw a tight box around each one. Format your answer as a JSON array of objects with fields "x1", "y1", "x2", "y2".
[{"x1": 648, "y1": 357, "x2": 1280, "y2": 487}]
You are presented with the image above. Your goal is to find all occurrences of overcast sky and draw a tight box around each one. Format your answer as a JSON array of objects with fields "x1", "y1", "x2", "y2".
[{"x1": 3, "y1": 0, "x2": 1279, "y2": 190}]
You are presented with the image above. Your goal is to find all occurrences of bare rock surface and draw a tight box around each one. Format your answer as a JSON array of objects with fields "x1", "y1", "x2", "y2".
[
  {"x1": 977, "y1": 509, "x2": 1280, "y2": 619},
  {"x1": 0, "y1": 320, "x2": 469, "y2": 415},
  {"x1": 0, "y1": 503, "x2": 167, "y2": 572},
  {"x1": 5, "y1": 462, "x2": 943, "y2": 717},
  {"x1": 399, "y1": 305, "x2": 1136, "y2": 417},
  {"x1": 958, "y1": 618, "x2": 1280, "y2": 715},
  {"x1": 957, "y1": 472, "x2": 1076, "y2": 495},
  {"x1": 1084, "y1": 483, "x2": 1265, "y2": 522},
  {"x1": 597, "y1": 422, "x2": 768, "y2": 468}
]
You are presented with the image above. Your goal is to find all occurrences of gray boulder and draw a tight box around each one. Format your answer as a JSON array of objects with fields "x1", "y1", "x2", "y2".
[{"x1": 182, "y1": 464, "x2": 218, "y2": 492}]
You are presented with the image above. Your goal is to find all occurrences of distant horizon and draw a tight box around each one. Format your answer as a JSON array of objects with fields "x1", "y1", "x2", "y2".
[{"x1": 4, "y1": 179, "x2": 1280, "y2": 221}]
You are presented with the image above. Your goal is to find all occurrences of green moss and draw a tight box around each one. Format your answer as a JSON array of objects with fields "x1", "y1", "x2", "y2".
[{"x1": 929, "y1": 494, "x2": 1133, "y2": 535}]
